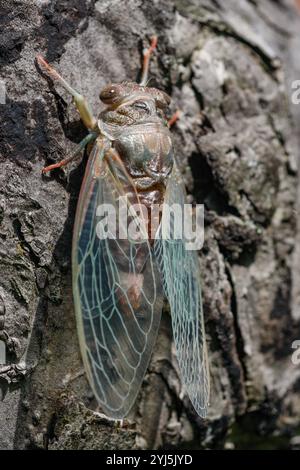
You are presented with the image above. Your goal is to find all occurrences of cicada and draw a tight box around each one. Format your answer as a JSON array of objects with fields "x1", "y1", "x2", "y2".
[{"x1": 37, "y1": 37, "x2": 210, "y2": 419}]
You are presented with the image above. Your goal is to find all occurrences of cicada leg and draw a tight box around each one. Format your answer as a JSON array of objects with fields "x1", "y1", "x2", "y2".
[
  {"x1": 42, "y1": 131, "x2": 97, "y2": 174},
  {"x1": 92, "y1": 410, "x2": 130, "y2": 428},
  {"x1": 168, "y1": 109, "x2": 180, "y2": 128},
  {"x1": 139, "y1": 36, "x2": 158, "y2": 86},
  {"x1": 36, "y1": 55, "x2": 97, "y2": 130}
]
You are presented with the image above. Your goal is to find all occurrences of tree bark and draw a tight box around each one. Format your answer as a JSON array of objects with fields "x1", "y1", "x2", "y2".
[{"x1": 0, "y1": 0, "x2": 299, "y2": 450}]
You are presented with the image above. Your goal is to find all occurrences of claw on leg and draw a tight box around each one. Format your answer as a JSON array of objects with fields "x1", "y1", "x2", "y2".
[
  {"x1": 140, "y1": 36, "x2": 158, "y2": 86},
  {"x1": 36, "y1": 55, "x2": 97, "y2": 130}
]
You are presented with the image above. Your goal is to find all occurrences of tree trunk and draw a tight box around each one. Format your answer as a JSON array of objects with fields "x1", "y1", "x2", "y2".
[{"x1": 0, "y1": 0, "x2": 299, "y2": 450}]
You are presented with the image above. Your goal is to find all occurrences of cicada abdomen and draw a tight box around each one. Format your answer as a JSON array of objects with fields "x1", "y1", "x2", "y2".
[{"x1": 37, "y1": 37, "x2": 209, "y2": 419}]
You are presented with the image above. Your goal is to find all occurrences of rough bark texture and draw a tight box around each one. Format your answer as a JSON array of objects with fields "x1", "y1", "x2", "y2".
[{"x1": 0, "y1": 0, "x2": 300, "y2": 450}]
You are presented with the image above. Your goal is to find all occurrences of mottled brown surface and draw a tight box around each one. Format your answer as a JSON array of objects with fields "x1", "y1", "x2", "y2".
[{"x1": 0, "y1": 0, "x2": 300, "y2": 449}]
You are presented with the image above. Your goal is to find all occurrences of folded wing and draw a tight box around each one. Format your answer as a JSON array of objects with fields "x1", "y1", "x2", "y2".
[
  {"x1": 72, "y1": 140, "x2": 163, "y2": 418},
  {"x1": 154, "y1": 163, "x2": 210, "y2": 417}
]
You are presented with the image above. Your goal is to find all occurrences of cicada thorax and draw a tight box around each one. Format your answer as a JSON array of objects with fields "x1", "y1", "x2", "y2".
[
  {"x1": 117, "y1": 122, "x2": 173, "y2": 239},
  {"x1": 98, "y1": 82, "x2": 174, "y2": 241}
]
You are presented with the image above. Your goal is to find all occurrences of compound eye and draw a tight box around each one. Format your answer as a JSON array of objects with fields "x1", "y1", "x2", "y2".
[
  {"x1": 100, "y1": 85, "x2": 117, "y2": 104},
  {"x1": 132, "y1": 101, "x2": 149, "y2": 112}
]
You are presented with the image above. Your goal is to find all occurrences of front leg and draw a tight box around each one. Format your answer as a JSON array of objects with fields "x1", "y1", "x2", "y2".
[{"x1": 36, "y1": 55, "x2": 97, "y2": 131}]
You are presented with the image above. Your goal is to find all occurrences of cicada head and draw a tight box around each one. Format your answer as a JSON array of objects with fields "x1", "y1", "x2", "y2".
[
  {"x1": 100, "y1": 81, "x2": 170, "y2": 109},
  {"x1": 99, "y1": 82, "x2": 171, "y2": 129}
]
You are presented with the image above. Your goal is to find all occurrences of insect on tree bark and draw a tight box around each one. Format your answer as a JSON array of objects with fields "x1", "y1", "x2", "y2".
[{"x1": 36, "y1": 37, "x2": 209, "y2": 420}]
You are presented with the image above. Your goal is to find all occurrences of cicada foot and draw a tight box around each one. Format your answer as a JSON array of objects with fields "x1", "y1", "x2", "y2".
[
  {"x1": 42, "y1": 132, "x2": 97, "y2": 174},
  {"x1": 140, "y1": 36, "x2": 158, "y2": 86},
  {"x1": 114, "y1": 418, "x2": 133, "y2": 429},
  {"x1": 36, "y1": 55, "x2": 97, "y2": 130},
  {"x1": 113, "y1": 417, "x2": 133, "y2": 429}
]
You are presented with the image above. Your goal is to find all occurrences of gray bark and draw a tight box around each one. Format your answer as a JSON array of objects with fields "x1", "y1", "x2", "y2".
[{"x1": 0, "y1": 0, "x2": 300, "y2": 450}]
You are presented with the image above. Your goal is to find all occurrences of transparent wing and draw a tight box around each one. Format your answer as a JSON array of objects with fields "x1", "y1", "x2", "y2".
[
  {"x1": 154, "y1": 163, "x2": 210, "y2": 417},
  {"x1": 72, "y1": 140, "x2": 163, "y2": 418}
]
